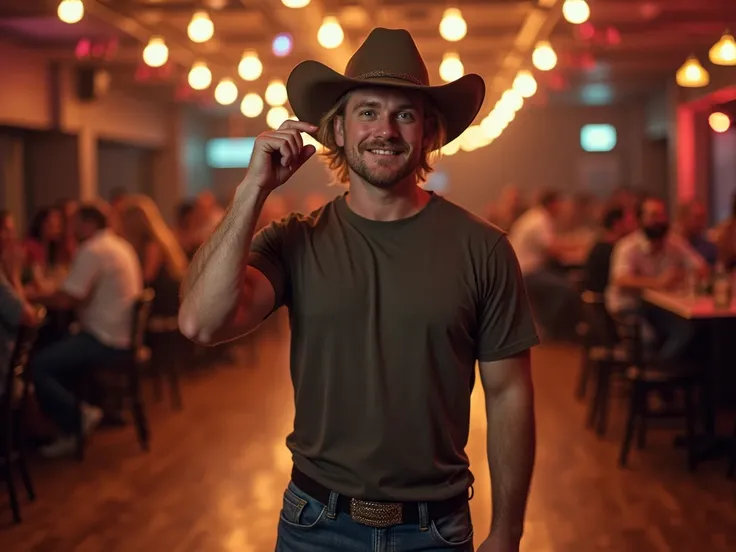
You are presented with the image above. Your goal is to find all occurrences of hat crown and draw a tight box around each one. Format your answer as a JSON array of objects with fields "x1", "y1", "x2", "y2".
[{"x1": 344, "y1": 28, "x2": 430, "y2": 86}]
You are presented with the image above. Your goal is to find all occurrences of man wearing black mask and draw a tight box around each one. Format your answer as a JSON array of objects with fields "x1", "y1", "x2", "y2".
[{"x1": 607, "y1": 196, "x2": 706, "y2": 360}]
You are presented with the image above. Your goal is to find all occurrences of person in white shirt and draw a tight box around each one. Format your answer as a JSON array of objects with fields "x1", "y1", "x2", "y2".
[
  {"x1": 607, "y1": 196, "x2": 706, "y2": 360},
  {"x1": 509, "y1": 190, "x2": 580, "y2": 339},
  {"x1": 30, "y1": 203, "x2": 142, "y2": 458}
]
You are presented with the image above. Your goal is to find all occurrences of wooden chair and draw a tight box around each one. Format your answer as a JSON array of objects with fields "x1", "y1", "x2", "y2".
[
  {"x1": 147, "y1": 315, "x2": 183, "y2": 411},
  {"x1": 1, "y1": 307, "x2": 45, "y2": 523},
  {"x1": 75, "y1": 289, "x2": 155, "y2": 461}
]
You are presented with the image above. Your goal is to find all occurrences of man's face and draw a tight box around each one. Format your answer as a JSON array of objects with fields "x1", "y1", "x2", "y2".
[
  {"x1": 640, "y1": 199, "x2": 669, "y2": 241},
  {"x1": 335, "y1": 87, "x2": 431, "y2": 189}
]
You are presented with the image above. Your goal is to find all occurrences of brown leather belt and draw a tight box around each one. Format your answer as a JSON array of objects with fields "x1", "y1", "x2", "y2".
[{"x1": 290, "y1": 466, "x2": 469, "y2": 529}]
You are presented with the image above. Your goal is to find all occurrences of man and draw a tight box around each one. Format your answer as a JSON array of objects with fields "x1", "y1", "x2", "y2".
[
  {"x1": 179, "y1": 28, "x2": 539, "y2": 551},
  {"x1": 607, "y1": 196, "x2": 705, "y2": 360},
  {"x1": 581, "y1": 205, "x2": 636, "y2": 294},
  {"x1": 30, "y1": 203, "x2": 142, "y2": 457}
]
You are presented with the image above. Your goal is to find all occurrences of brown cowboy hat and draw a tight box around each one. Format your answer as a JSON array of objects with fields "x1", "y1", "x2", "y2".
[{"x1": 286, "y1": 27, "x2": 485, "y2": 146}]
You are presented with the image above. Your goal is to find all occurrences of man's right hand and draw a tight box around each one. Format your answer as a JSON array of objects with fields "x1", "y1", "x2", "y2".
[{"x1": 246, "y1": 120, "x2": 318, "y2": 192}]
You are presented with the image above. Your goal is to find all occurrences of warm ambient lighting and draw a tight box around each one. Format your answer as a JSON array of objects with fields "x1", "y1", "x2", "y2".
[
  {"x1": 241, "y1": 93, "x2": 264, "y2": 118},
  {"x1": 498, "y1": 89, "x2": 524, "y2": 112},
  {"x1": 142, "y1": 36, "x2": 168, "y2": 68},
  {"x1": 709, "y1": 32, "x2": 736, "y2": 66},
  {"x1": 562, "y1": 0, "x2": 590, "y2": 25},
  {"x1": 266, "y1": 106, "x2": 290, "y2": 129},
  {"x1": 439, "y1": 52, "x2": 464, "y2": 82},
  {"x1": 272, "y1": 33, "x2": 293, "y2": 57},
  {"x1": 317, "y1": 16, "x2": 344, "y2": 49},
  {"x1": 214, "y1": 78, "x2": 238, "y2": 105},
  {"x1": 532, "y1": 41, "x2": 557, "y2": 71},
  {"x1": 282, "y1": 0, "x2": 310, "y2": 7},
  {"x1": 58, "y1": 0, "x2": 84, "y2": 24},
  {"x1": 676, "y1": 55, "x2": 710, "y2": 88},
  {"x1": 513, "y1": 70, "x2": 538, "y2": 98},
  {"x1": 188, "y1": 62, "x2": 212, "y2": 90},
  {"x1": 439, "y1": 8, "x2": 467, "y2": 42},
  {"x1": 709, "y1": 112, "x2": 731, "y2": 133},
  {"x1": 238, "y1": 50, "x2": 263, "y2": 81},
  {"x1": 265, "y1": 80, "x2": 288, "y2": 107},
  {"x1": 187, "y1": 11, "x2": 214, "y2": 43}
]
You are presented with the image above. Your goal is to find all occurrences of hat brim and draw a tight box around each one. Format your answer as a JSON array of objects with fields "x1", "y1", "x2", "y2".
[{"x1": 286, "y1": 60, "x2": 485, "y2": 147}]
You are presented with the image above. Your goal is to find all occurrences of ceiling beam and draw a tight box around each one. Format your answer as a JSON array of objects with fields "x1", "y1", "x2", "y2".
[{"x1": 247, "y1": 0, "x2": 354, "y2": 74}]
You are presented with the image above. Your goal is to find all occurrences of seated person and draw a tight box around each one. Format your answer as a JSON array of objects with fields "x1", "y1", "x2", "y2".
[
  {"x1": 29, "y1": 203, "x2": 142, "y2": 458},
  {"x1": 675, "y1": 201, "x2": 718, "y2": 267},
  {"x1": 607, "y1": 196, "x2": 705, "y2": 360},
  {"x1": 582, "y1": 205, "x2": 635, "y2": 294}
]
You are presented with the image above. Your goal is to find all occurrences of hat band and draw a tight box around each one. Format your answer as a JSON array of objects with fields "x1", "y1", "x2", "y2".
[{"x1": 354, "y1": 70, "x2": 426, "y2": 86}]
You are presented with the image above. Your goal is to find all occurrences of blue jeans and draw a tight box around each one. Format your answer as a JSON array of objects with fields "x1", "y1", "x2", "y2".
[
  {"x1": 31, "y1": 332, "x2": 129, "y2": 433},
  {"x1": 275, "y1": 482, "x2": 474, "y2": 551}
]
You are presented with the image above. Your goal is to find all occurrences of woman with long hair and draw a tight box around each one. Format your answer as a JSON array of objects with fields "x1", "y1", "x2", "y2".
[{"x1": 118, "y1": 194, "x2": 188, "y2": 318}]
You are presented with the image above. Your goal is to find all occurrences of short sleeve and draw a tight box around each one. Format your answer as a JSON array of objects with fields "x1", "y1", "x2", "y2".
[
  {"x1": 0, "y1": 274, "x2": 22, "y2": 332},
  {"x1": 61, "y1": 246, "x2": 102, "y2": 300},
  {"x1": 610, "y1": 238, "x2": 635, "y2": 280},
  {"x1": 248, "y1": 218, "x2": 292, "y2": 310},
  {"x1": 476, "y1": 235, "x2": 541, "y2": 362}
]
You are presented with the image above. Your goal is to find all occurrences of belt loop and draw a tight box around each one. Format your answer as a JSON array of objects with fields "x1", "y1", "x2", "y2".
[
  {"x1": 418, "y1": 502, "x2": 429, "y2": 531},
  {"x1": 326, "y1": 491, "x2": 339, "y2": 520}
]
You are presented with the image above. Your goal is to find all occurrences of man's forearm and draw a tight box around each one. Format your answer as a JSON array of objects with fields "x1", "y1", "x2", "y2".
[
  {"x1": 179, "y1": 181, "x2": 269, "y2": 342},
  {"x1": 485, "y1": 382, "x2": 536, "y2": 541}
]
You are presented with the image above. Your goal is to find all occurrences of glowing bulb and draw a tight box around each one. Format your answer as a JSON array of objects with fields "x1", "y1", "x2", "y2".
[
  {"x1": 439, "y1": 8, "x2": 467, "y2": 42},
  {"x1": 187, "y1": 11, "x2": 214, "y2": 43},
  {"x1": 441, "y1": 140, "x2": 461, "y2": 156},
  {"x1": 142, "y1": 36, "x2": 168, "y2": 68},
  {"x1": 675, "y1": 55, "x2": 709, "y2": 88},
  {"x1": 318, "y1": 16, "x2": 344, "y2": 49},
  {"x1": 58, "y1": 0, "x2": 84, "y2": 24},
  {"x1": 188, "y1": 61, "x2": 212, "y2": 90},
  {"x1": 241, "y1": 93, "x2": 264, "y2": 118},
  {"x1": 513, "y1": 70, "x2": 538, "y2": 98},
  {"x1": 499, "y1": 89, "x2": 524, "y2": 112},
  {"x1": 272, "y1": 33, "x2": 293, "y2": 57},
  {"x1": 709, "y1": 112, "x2": 731, "y2": 133},
  {"x1": 238, "y1": 50, "x2": 263, "y2": 81},
  {"x1": 266, "y1": 106, "x2": 290, "y2": 129},
  {"x1": 282, "y1": 0, "x2": 310, "y2": 7},
  {"x1": 214, "y1": 78, "x2": 238, "y2": 105},
  {"x1": 265, "y1": 80, "x2": 288, "y2": 107},
  {"x1": 439, "y1": 53, "x2": 464, "y2": 83},
  {"x1": 709, "y1": 32, "x2": 736, "y2": 66},
  {"x1": 562, "y1": 0, "x2": 590, "y2": 25},
  {"x1": 532, "y1": 41, "x2": 557, "y2": 71}
]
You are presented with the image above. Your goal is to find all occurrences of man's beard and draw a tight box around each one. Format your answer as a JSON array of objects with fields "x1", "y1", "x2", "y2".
[{"x1": 344, "y1": 140, "x2": 419, "y2": 189}]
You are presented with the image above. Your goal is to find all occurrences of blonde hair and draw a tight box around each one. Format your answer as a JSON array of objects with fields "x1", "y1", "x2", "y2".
[
  {"x1": 119, "y1": 194, "x2": 189, "y2": 281},
  {"x1": 316, "y1": 90, "x2": 447, "y2": 185}
]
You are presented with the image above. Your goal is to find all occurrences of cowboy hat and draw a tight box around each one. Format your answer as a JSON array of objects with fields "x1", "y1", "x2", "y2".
[{"x1": 286, "y1": 27, "x2": 485, "y2": 145}]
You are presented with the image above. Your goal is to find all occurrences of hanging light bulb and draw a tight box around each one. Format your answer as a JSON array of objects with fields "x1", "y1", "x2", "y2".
[
  {"x1": 142, "y1": 36, "x2": 168, "y2": 68},
  {"x1": 562, "y1": 0, "x2": 590, "y2": 25},
  {"x1": 187, "y1": 11, "x2": 214, "y2": 43},
  {"x1": 238, "y1": 50, "x2": 263, "y2": 81},
  {"x1": 265, "y1": 80, "x2": 288, "y2": 107},
  {"x1": 709, "y1": 112, "x2": 731, "y2": 133},
  {"x1": 58, "y1": 0, "x2": 84, "y2": 24},
  {"x1": 439, "y1": 8, "x2": 467, "y2": 42},
  {"x1": 318, "y1": 16, "x2": 344, "y2": 49},
  {"x1": 282, "y1": 0, "x2": 310, "y2": 7},
  {"x1": 498, "y1": 89, "x2": 524, "y2": 112},
  {"x1": 266, "y1": 106, "x2": 290, "y2": 130},
  {"x1": 532, "y1": 41, "x2": 557, "y2": 71},
  {"x1": 214, "y1": 78, "x2": 238, "y2": 105},
  {"x1": 441, "y1": 140, "x2": 461, "y2": 156},
  {"x1": 439, "y1": 53, "x2": 464, "y2": 83},
  {"x1": 188, "y1": 61, "x2": 212, "y2": 90},
  {"x1": 675, "y1": 55, "x2": 710, "y2": 88},
  {"x1": 241, "y1": 93, "x2": 264, "y2": 118},
  {"x1": 709, "y1": 31, "x2": 736, "y2": 66},
  {"x1": 513, "y1": 70, "x2": 538, "y2": 98}
]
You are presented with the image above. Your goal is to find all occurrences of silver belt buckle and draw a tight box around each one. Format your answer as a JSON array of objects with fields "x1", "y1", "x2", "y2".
[{"x1": 349, "y1": 498, "x2": 403, "y2": 528}]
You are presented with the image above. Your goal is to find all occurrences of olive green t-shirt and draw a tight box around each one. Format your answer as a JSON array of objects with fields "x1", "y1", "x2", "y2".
[{"x1": 249, "y1": 192, "x2": 539, "y2": 502}]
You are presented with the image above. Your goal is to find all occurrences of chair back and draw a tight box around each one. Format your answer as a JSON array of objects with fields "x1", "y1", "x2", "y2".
[
  {"x1": 130, "y1": 289, "x2": 155, "y2": 352},
  {"x1": 580, "y1": 291, "x2": 621, "y2": 349},
  {"x1": 1, "y1": 306, "x2": 46, "y2": 413}
]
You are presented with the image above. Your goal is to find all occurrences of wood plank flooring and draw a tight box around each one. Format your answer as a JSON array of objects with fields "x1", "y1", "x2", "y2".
[{"x1": 2, "y1": 321, "x2": 735, "y2": 551}]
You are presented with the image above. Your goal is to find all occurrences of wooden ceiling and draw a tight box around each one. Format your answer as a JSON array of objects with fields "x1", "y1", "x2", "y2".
[{"x1": 0, "y1": 0, "x2": 735, "y2": 113}]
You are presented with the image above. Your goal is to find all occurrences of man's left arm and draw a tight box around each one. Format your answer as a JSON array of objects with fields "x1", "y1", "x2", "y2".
[
  {"x1": 474, "y1": 235, "x2": 540, "y2": 551},
  {"x1": 478, "y1": 352, "x2": 535, "y2": 549},
  {"x1": 34, "y1": 248, "x2": 98, "y2": 310}
]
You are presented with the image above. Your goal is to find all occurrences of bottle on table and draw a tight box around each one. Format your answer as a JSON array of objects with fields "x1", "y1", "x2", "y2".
[{"x1": 712, "y1": 262, "x2": 733, "y2": 309}]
